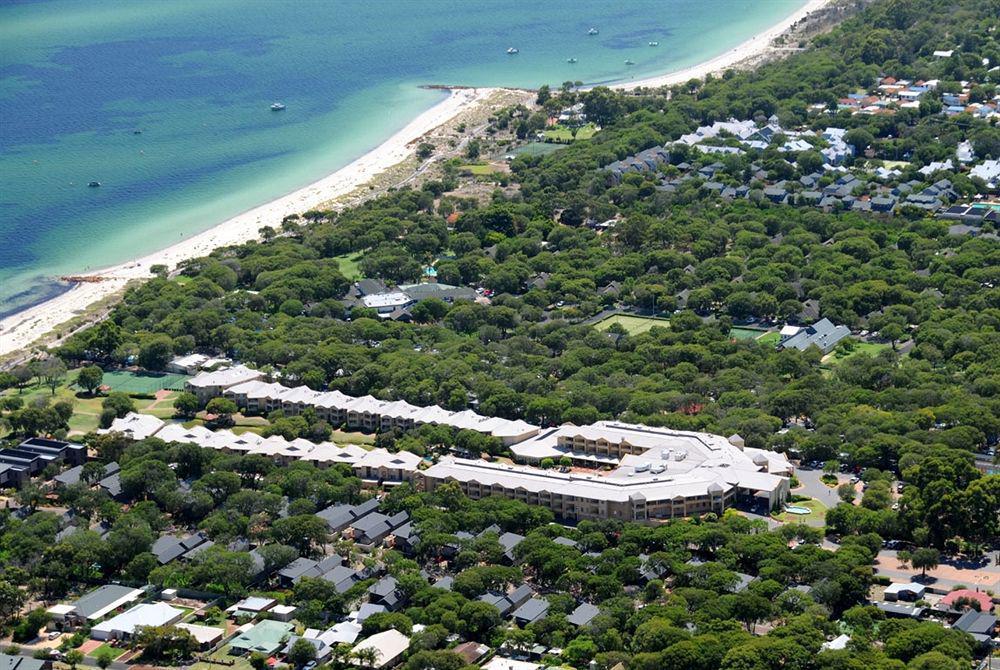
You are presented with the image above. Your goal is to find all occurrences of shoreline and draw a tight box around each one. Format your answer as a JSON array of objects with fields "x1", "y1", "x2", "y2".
[
  {"x1": 0, "y1": 1, "x2": 834, "y2": 359},
  {"x1": 612, "y1": 0, "x2": 833, "y2": 90},
  {"x1": 0, "y1": 87, "x2": 495, "y2": 357}
]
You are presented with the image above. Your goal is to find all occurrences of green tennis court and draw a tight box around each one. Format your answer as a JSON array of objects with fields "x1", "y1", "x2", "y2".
[
  {"x1": 99, "y1": 370, "x2": 188, "y2": 393},
  {"x1": 729, "y1": 327, "x2": 768, "y2": 340}
]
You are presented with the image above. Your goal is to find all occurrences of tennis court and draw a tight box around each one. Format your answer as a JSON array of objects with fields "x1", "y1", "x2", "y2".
[
  {"x1": 100, "y1": 370, "x2": 188, "y2": 393},
  {"x1": 729, "y1": 327, "x2": 768, "y2": 340}
]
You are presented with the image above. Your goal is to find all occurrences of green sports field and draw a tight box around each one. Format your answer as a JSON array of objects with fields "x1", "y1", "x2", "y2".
[
  {"x1": 99, "y1": 370, "x2": 188, "y2": 393},
  {"x1": 593, "y1": 314, "x2": 671, "y2": 335}
]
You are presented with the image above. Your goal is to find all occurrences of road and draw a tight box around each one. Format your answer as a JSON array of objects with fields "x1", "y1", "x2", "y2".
[{"x1": 793, "y1": 466, "x2": 843, "y2": 506}]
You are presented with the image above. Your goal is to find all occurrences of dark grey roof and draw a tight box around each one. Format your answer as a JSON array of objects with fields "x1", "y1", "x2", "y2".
[
  {"x1": 368, "y1": 576, "x2": 398, "y2": 599},
  {"x1": 152, "y1": 535, "x2": 188, "y2": 564},
  {"x1": 553, "y1": 537, "x2": 578, "y2": 548},
  {"x1": 781, "y1": 317, "x2": 850, "y2": 353},
  {"x1": 0, "y1": 655, "x2": 47, "y2": 670},
  {"x1": 512, "y1": 598, "x2": 549, "y2": 624},
  {"x1": 567, "y1": 602, "x2": 600, "y2": 627},
  {"x1": 69, "y1": 584, "x2": 141, "y2": 619},
  {"x1": 432, "y1": 575, "x2": 453, "y2": 590},
  {"x1": 953, "y1": 610, "x2": 997, "y2": 636}
]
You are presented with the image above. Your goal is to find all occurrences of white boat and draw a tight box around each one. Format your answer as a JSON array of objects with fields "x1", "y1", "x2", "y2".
[
  {"x1": 648, "y1": 41, "x2": 659, "y2": 46},
  {"x1": 567, "y1": 57, "x2": 578, "y2": 64},
  {"x1": 270, "y1": 102, "x2": 286, "y2": 111},
  {"x1": 624, "y1": 59, "x2": 635, "y2": 65},
  {"x1": 588, "y1": 27, "x2": 599, "y2": 35},
  {"x1": 507, "y1": 47, "x2": 519, "y2": 54}
]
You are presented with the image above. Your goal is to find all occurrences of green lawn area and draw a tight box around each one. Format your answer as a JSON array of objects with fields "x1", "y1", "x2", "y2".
[
  {"x1": 574, "y1": 123, "x2": 599, "y2": 140},
  {"x1": 332, "y1": 252, "x2": 364, "y2": 281},
  {"x1": 191, "y1": 645, "x2": 253, "y2": 670},
  {"x1": 756, "y1": 331, "x2": 781, "y2": 345},
  {"x1": 772, "y1": 498, "x2": 828, "y2": 527},
  {"x1": 459, "y1": 163, "x2": 498, "y2": 176},
  {"x1": 543, "y1": 126, "x2": 575, "y2": 143},
  {"x1": 729, "y1": 327, "x2": 768, "y2": 341},
  {"x1": 100, "y1": 370, "x2": 187, "y2": 393},
  {"x1": 823, "y1": 341, "x2": 892, "y2": 365},
  {"x1": 593, "y1": 314, "x2": 671, "y2": 336},
  {"x1": 88, "y1": 644, "x2": 126, "y2": 660},
  {"x1": 513, "y1": 142, "x2": 565, "y2": 157}
]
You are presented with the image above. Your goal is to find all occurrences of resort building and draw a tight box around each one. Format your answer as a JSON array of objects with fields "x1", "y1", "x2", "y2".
[
  {"x1": 420, "y1": 422, "x2": 792, "y2": 522},
  {"x1": 186, "y1": 364, "x2": 264, "y2": 401},
  {"x1": 187, "y1": 370, "x2": 539, "y2": 444}
]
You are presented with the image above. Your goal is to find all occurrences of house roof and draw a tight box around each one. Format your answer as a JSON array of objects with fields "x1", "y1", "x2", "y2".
[
  {"x1": 567, "y1": 602, "x2": 600, "y2": 626},
  {"x1": 351, "y1": 629, "x2": 410, "y2": 669},
  {"x1": 64, "y1": 584, "x2": 144, "y2": 621},
  {"x1": 91, "y1": 603, "x2": 184, "y2": 637},
  {"x1": 512, "y1": 597, "x2": 549, "y2": 623},
  {"x1": 230, "y1": 620, "x2": 295, "y2": 654}
]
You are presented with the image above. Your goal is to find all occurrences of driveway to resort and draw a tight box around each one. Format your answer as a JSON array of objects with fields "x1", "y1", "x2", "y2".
[{"x1": 793, "y1": 466, "x2": 842, "y2": 505}]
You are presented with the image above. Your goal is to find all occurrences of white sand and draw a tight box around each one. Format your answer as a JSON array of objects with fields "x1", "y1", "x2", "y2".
[
  {"x1": 0, "y1": 87, "x2": 495, "y2": 356},
  {"x1": 0, "y1": 1, "x2": 836, "y2": 357},
  {"x1": 612, "y1": 0, "x2": 833, "y2": 90}
]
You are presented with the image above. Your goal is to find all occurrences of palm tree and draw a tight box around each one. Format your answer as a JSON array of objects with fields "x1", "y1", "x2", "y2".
[{"x1": 352, "y1": 647, "x2": 379, "y2": 668}]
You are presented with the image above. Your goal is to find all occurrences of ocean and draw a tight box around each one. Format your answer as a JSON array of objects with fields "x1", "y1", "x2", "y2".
[{"x1": 0, "y1": 0, "x2": 804, "y2": 318}]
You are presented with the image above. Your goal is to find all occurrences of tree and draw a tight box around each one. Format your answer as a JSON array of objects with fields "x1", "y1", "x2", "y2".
[
  {"x1": 288, "y1": 638, "x2": 318, "y2": 668},
  {"x1": 138, "y1": 335, "x2": 174, "y2": 371},
  {"x1": 909, "y1": 547, "x2": 940, "y2": 579},
  {"x1": 65, "y1": 650, "x2": 84, "y2": 670},
  {"x1": 94, "y1": 648, "x2": 114, "y2": 670},
  {"x1": 416, "y1": 142, "x2": 435, "y2": 159},
  {"x1": 173, "y1": 392, "x2": 200, "y2": 418},
  {"x1": 352, "y1": 646, "x2": 379, "y2": 668},
  {"x1": 205, "y1": 397, "x2": 238, "y2": 425},
  {"x1": 0, "y1": 581, "x2": 26, "y2": 627},
  {"x1": 37, "y1": 357, "x2": 67, "y2": 395},
  {"x1": 102, "y1": 392, "x2": 135, "y2": 419},
  {"x1": 837, "y1": 483, "x2": 856, "y2": 503},
  {"x1": 132, "y1": 625, "x2": 198, "y2": 662},
  {"x1": 76, "y1": 365, "x2": 103, "y2": 395}
]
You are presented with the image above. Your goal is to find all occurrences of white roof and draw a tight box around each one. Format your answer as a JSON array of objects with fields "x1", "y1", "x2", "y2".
[
  {"x1": 355, "y1": 448, "x2": 422, "y2": 471},
  {"x1": 821, "y1": 633, "x2": 851, "y2": 651},
  {"x1": 884, "y1": 582, "x2": 925, "y2": 595},
  {"x1": 318, "y1": 621, "x2": 362, "y2": 645},
  {"x1": 187, "y1": 365, "x2": 263, "y2": 388},
  {"x1": 46, "y1": 604, "x2": 76, "y2": 616},
  {"x1": 176, "y1": 623, "x2": 224, "y2": 645},
  {"x1": 362, "y1": 292, "x2": 411, "y2": 309},
  {"x1": 229, "y1": 596, "x2": 276, "y2": 612},
  {"x1": 170, "y1": 353, "x2": 208, "y2": 368},
  {"x1": 98, "y1": 412, "x2": 165, "y2": 440},
  {"x1": 780, "y1": 325, "x2": 802, "y2": 337},
  {"x1": 91, "y1": 603, "x2": 183, "y2": 636},
  {"x1": 482, "y1": 658, "x2": 542, "y2": 670},
  {"x1": 351, "y1": 629, "x2": 410, "y2": 668}
]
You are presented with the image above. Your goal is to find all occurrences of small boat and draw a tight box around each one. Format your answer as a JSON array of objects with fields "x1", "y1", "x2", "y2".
[
  {"x1": 588, "y1": 27, "x2": 599, "y2": 35},
  {"x1": 270, "y1": 102, "x2": 286, "y2": 111},
  {"x1": 567, "y1": 57, "x2": 578, "y2": 64},
  {"x1": 648, "y1": 41, "x2": 659, "y2": 46},
  {"x1": 88, "y1": 181, "x2": 101, "y2": 188},
  {"x1": 133, "y1": 129, "x2": 142, "y2": 134},
  {"x1": 624, "y1": 59, "x2": 635, "y2": 65},
  {"x1": 507, "y1": 47, "x2": 519, "y2": 54}
]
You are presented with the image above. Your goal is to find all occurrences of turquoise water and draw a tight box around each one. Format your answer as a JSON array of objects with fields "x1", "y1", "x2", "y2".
[{"x1": 0, "y1": 0, "x2": 804, "y2": 317}]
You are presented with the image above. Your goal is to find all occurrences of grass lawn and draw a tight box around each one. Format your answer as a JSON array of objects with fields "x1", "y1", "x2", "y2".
[
  {"x1": 757, "y1": 331, "x2": 781, "y2": 346},
  {"x1": 823, "y1": 341, "x2": 892, "y2": 365},
  {"x1": 574, "y1": 123, "x2": 599, "y2": 140},
  {"x1": 332, "y1": 252, "x2": 364, "y2": 281},
  {"x1": 729, "y1": 326, "x2": 768, "y2": 341},
  {"x1": 88, "y1": 644, "x2": 127, "y2": 660},
  {"x1": 459, "y1": 163, "x2": 498, "y2": 175},
  {"x1": 100, "y1": 370, "x2": 187, "y2": 393},
  {"x1": 593, "y1": 314, "x2": 671, "y2": 336},
  {"x1": 772, "y1": 498, "x2": 828, "y2": 527},
  {"x1": 513, "y1": 142, "x2": 565, "y2": 157},
  {"x1": 191, "y1": 645, "x2": 253, "y2": 670},
  {"x1": 543, "y1": 126, "x2": 575, "y2": 143}
]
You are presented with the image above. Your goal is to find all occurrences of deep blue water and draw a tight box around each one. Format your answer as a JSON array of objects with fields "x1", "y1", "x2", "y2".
[{"x1": 0, "y1": 0, "x2": 804, "y2": 317}]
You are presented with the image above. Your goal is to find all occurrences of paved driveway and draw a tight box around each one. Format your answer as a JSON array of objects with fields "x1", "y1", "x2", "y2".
[{"x1": 793, "y1": 466, "x2": 843, "y2": 505}]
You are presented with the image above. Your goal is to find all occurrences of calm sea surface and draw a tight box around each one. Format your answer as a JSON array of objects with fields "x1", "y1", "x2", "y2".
[{"x1": 0, "y1": 0, "x2": 803, "y2": 317}]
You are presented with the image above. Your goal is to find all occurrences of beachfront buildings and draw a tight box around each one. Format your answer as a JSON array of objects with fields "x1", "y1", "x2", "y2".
[
  {"x1": 183, "y1": 371, "x2": 539, "y2": 445},
  {"x1": 419, "y1": 421, "x2": 793, "y2": 521}
]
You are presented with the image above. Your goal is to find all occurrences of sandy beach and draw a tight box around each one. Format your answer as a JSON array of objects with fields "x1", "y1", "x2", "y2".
[
  {"x1": 0, "y1": 0, "x2": 835, "y2": 359},
  {"x1": 613, "y1": 0, "x2": 833, "y2": 90},
  {"x1": 0, "y1": 87, "x2": 495, "y2": 357}
]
